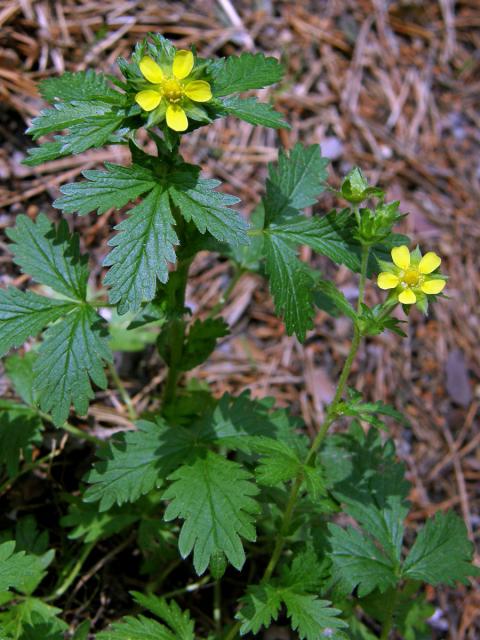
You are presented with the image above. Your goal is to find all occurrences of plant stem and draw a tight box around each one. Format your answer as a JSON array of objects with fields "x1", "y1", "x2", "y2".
[
  {"x1": 357, "y1": 243, "x2": 369, "y2": 313},
  {"x1": 380, "y1": 589, "x2": 397, "y2": 640},
  {"x1": 214, "y1": 578, "x2": 222, "y2": 636},
  {"x1": 108, "y1": 361, "x2": 137, "y2": 421},
  {"x1": 208, "y1": 267, "x2": 243, "y2": 319},
  {"x1": 59, "y1": 420, "x2": 105, "y2": 447},
  {"x1": 46, "y1": 541, "x2": 96, "y2": 601}
]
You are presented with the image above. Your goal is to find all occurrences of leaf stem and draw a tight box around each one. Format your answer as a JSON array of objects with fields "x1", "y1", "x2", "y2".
[
  {"x1": 59, "y1": 420, "x2": 105, "y2": 447},
  {"x1": 208, "y1": 266, "x2": 243, "y2": 319},
  {"x1": 214, "y1": 578, "x2": 222, "y2": 636},
  {"x1": 357, "y1": 243, "x2": 369, "y2": 313},
  {"x1": 107, "y1": 361, "x2": 137, "y2": 421},
  {"x1": 46, "y1": 541, "x2": 96, "y2": 601}
]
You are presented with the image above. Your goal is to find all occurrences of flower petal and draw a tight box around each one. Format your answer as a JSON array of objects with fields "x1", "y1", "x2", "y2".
[
  {"x1": 377, "y1": 272, "x2": 400, "y2": 290},
  {"x1": 139, "y1": 57, "x2": 164, "y2": 83},
  {"x1": 420, "y1": 278, "x2": 446, "y2": 295},
  {"x1": 398, "y1": 288, "x2": 416, "y2": 304},
  {"x1": 391, "y1": 245, "x2": 410, "y2": 270},
  {"x1": 135, "y1": 90, "x2": 162, "y2": 112},
  {"x1": 172, "y1": 50, "x2": 194, "y2": 80},
  {"x1": 166, "y1": 104, "x2": 188, "y2": 131},
  {"x1": 418, "y1": 251, "x2": 441, "y2": 274},
  {"x1": 184, "y1": 80, "x2": 212, "y2": 102}
]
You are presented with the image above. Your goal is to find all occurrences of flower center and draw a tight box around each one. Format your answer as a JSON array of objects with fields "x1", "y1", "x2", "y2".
[
  {"x1": 402, "y1": 268, "x2": 420, "y2": 286},
  {"x1": 162, "y1": 78, "x2": 183, "y2": 104}
]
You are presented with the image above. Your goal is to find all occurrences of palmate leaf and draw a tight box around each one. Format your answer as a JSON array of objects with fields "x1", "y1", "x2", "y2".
[
  {"x1": 27, "y1": 102, "x2": 114, "y2": 140},
  {"x1": 5, "y1": 352, "x2": 38, "y2": 406},
  {"x1": 163, "y1": 450, "x2": 260, "y2": 575},
  {"x1": 264, "y1": 232, "x2": 316, "y2": 340},
  {"x1": 402, "y1": 511, "x2": 480, "y2": 586},
  {"x1": 282, "y1": 591, "x2": 347, "y2": 640},
  {"x1": 132, "y1": 593, "x2": 195, "y2": 640},
  {"x1": 237, "y1": 584, "x2": 282, "y2": 635},
  {"x1": 211, "y1": 52, "x2": 284, "y2": 96},
  {"x1": 97, "y1": 615, "x2": 177, "y2": 640},
  {"x1": 340, "y1": 388, "x2": 408, "y2": 431},
  {"x1": 54, "y1": 162, "x2": 156, "y2": 216},
  {"x1": 103, "y1": 186, "x2": 178, "y2": 314},
  {"x1": 0, "y1": 288, "x2": 74, "y2": 358},
  {"x1": 7, "y1": 214, "x2": 88, "y2": 300},
  {"x1": 0, "y1": 406, "x2": 43, "y2": 478},
  {"x1": 34, "y1": 304, "x2": 112, "y2": 425},
  {"x1": 23, "y1": 141, "x2": 68, "y2": 167},
  {"x1": 59, "y1": 113, "x2": 126, "y2": 155},
  {"x1": 219, "y1": 96, "x2": 289, "y2": 129},
  {"x1": 179, "y1": 317, "x2": 229, "y2": 371},
  {"x1": 61, "y1": 498, "x2": 139, "y2": 543},
  {"x1": 0, "y1": 541, "x2": 45, "y2": 594},
  {"x1": 0, "y1": 600, "x2": 67, "y2": 640},
  {"x1": 84, "y1": 417, "x2": 193, "y2": 511}
]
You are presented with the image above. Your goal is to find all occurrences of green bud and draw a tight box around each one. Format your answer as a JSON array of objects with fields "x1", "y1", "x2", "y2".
[
  {"x1": 355, "y1": 201, "x2": 403, "y2": 245},
  {"x1": 341, "y1": 167, "x2": 384, "y2": 204}
]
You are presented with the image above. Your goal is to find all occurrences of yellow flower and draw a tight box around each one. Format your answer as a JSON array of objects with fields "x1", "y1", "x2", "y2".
[
  {"x1": 135, "y1": 50, "x2": 212, "y2": 132},
  {"x1": 377, "y1": 245, "x2": 446, "y2": 305}
]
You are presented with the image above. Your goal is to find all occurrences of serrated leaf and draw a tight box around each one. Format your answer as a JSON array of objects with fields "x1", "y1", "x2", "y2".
[
  {"x1": 34, "y1": 304, "x2": 112, "y2": 425},
  {"x1": 0, "y1": 407, "x2": 43, "y2": 478},
  {"x1": 54, "y1": 162, "x2": 156, "y2": 216},
  {"x1": 169, "y1": 167, "x2": 248, "y2": 245},
  {"x1": 59, "y1": 113, "x2": 125, "y2": 155},
  {"x1": 0, "y1": 542, "x2": 45, "y2": 594},
  {"x1": 264, "y1": 232, "x2": 315, "y2": 340},
  {"x1": 253, "y1": 438, "x2": 302, "y2": 487},
  {"x1": 236, "y1": 584, "x2": 282, "y2": 635},
  {"x1": 0, "y1": 287, "x2": 74, "y2": 358},
  {"x1": 179, "y1": 317, "x2": 229, "y2": 371},
  {"x1": 314, "y1": 278, "x2": 357, "y2": 321},
  {"x1": 327, "y1": 523, "x2": 397, "y2": 597},
  {"x1": 27, "y1": 102, "x2": 113, "y2": 140},
  {"x1": 163, "y1": 451, "x2": 260, "y2": 574},
  {"x1": 84, "y1": 417, "x2": 193, "y2": 511},
  {"x1": 61, "y1": 498, "x2": 139, "y2": 543},
  {"x1": 131, "y1": 593, "x2": 194, "y2": 640},
  {"x1": 0, "y1": 599, "x2": 67, "y2": 639},
  {"x1": 212, "y1": 52, "x2": 284, "y2": 96},
  {"x1": 266, "y1": 144, "x2": 329, "y2": 220},
  {"x1": 402, "y1": 511, "x2": 480, "y2": 585},
  {"x1": 282, "y1": 591, "x2": 347, "y2": 640},
  {"x1": 7, "y1": 214, "x2": 88, "y2": 300},
  {"x1": 220, "y1": 96, "x2": 289, "y2": 129},
  {"x1": 23, "y1": 141, "x2": 68, "y2": 167},
  {"x1": 97, "y1": 615, "x2": 176, "y2": 640},
  {"x1": 5, "y1": 352, "x2": 38, "y2": 406},
  {"x1": 39, "y1": 70, "x2": 123, "y2": 103},
  {"x1": 103, "y1": 187, "x2": 178, "y2": 314},
  {"x1": 340, "y1": 388, "x2": 408, "y2": 431}
]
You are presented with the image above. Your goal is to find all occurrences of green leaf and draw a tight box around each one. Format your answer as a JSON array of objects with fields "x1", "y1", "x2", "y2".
[
  {"x1": 0, "y1": 407, "x2": 43, "y2": 477},
  {"x1": 179, "y1": 318, "x2": 229, "y2": 371},
  {"x1": 34, "y1": 304, "x2": 112, "y2": 425},
  {"x1": 253, "y1": 438, "x2": 303, "y2": 487},
  {"x1": 103, "y1": 187, "x2": 178, "y2": 314},
  {"x1": 314, "y1": 278, "x2": 357, "y2": 321},
  {"x1": 267, "y1": 211, "x2": 360, "y2": 272},
  {"x1": 27, "y1": 102, "x2": 113, "y2": 140},
  {"x1": 61, "y1": 497, "x2": 139, "y2": 543},
  {"x1": 84, "y1": 417, "x2": 193, "y2": 511},
  {"x1": 266, "y1": 144, "x2": 329, "y2": 220},
  {"x1": 131, "y1": 593, "x2": 194, "y2": 640},
  {"x1": 54, "y1": 162, "x2": 156, "y2": 216},
  {"x1": 339, "y1": 388, "x2": 408, "y2": 431},
  {"x1": 0, "y1": 542, "x2": 45, "y2": 594},
  {"x1": 169, "y1": 168, "x2": 248, "y2": 245},
  {"x1": 23, "y1": 141, "x2": 68, "y2": 167},
  {"x1": 264, "y1": 232, "x2": 315, "y2": 340},
  {"x1": 402, "y1": 511, "x2": 480, "y2": 586},
  {"x1": 211, "y1": 52, "x2": 284, "y2": 96},
  {"x1": 280, "y1": 547, "x2": 328, "y2": 593},
  {"x1": 0, "y1": 599, "x2": 67, "y2": 639},
  {"x1": 7, "y1": 214, "x2": 88, "y2": 300},
  {"x1": 0, "y1": 287, "x2": 74, "y2": 358},
  {"x1": 163, "y1": 450, "x2": 260, "y2": 574},
  {"x1": 59, "y1": 113, "x2": 125, "y2": 155},
  {"x1": 327, "y1": 523, "x2": 397, "y2": 597},
  {"x1": 282, "y1": 591, "x2": 347, "y2": 640},
  {"x1": 97, "y1": 615, "x2": 176, "y2": 640},
  {"x1": 5, "y1": 352, "x2": 38, "y2": 406},
  {"x1": 219, "y1": 96, "x2": 289, "y2": 129},
  {"x1": 39, "y1": 70, "x2": 123, "y2": 103},
  {"x1": 236, "y1": 584, "x2": 282, "y2": 635}
]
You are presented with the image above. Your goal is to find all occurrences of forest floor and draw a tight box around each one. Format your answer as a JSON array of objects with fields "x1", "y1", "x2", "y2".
[{"x1": 0, "y1": 0, "x2": 479, "y2": 638}]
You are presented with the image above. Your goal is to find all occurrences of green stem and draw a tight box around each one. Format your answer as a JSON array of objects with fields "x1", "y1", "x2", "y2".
[
  {"x1": 357, "y1": 243, "x2": 369, "y2": 313},
  {"x1": 108, "y1": 361, "x2": 137, "y2": 421},
  {"x1": 46, "y1": 542, "x2": 95, "y2": 601},
  {"x1": 0, "y1": 452, "x2": 54, "y2": 496},
  {"x1": 59, "y1": 420, "x2": 104, "y2": 447},
  {"x1": 161, "y1": 258, "x2": 193, "y2": 408},
  {"x1": 380, "y1": 590, "x2": 397, "y2": 640}
]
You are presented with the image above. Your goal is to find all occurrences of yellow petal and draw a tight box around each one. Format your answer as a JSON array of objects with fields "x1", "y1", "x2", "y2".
[
  {"x1": 418, "y1": 251, "x2": 441, "y2": 274},
  {"x1": 172, "y1": 50, "x2": 194, "y2": 80},
  {"x1": 139, "y1": 56, "x2": 164, "y2": 83},
  {"x1": 166, "y1": 104, "x2": 188, "y2": 131},
  {"x1": 420, "y1": 278, "x2": 446, "y2": 295},
  {"x1": 391, "y1": 245, "x2": 410, "y2": 270},
  {"x1": 377, "y1": 272, "x2": 400, "y2": 290},
  {"x1": 135, "y1": 90, "x2": 162, "y2": 111},
  {"x1": 184, "y1": 80, "x2": 212, "y2": 102},
  {"x1": 398, "y1": 288, "x2": 416, "y2": 304}
]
